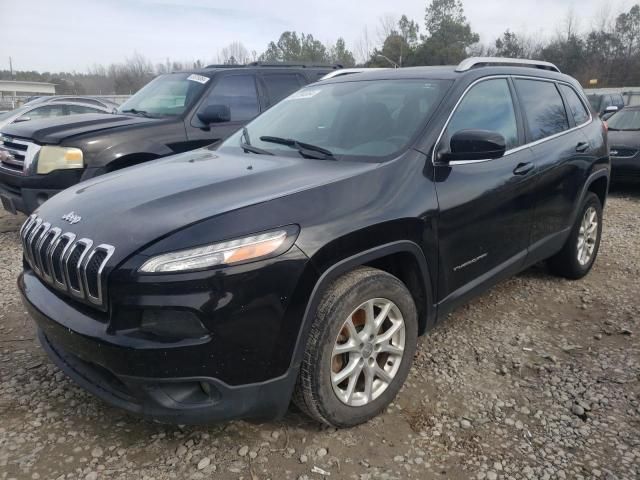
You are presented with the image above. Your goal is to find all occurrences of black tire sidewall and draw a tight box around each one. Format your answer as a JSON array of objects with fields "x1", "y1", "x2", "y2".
[{"x1": 309, "y1": 270, "x2": 418, "y2": 427}]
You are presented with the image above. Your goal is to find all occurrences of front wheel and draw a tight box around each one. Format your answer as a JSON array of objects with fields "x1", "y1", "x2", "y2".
[
  {"x1": 293, "y1": 267, "x2": 418, "y2": 427},
  {"x1": 548, "y1": 192, "x2": 603, "y2": 279}
]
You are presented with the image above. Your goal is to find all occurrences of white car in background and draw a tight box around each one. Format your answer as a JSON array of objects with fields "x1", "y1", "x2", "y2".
[{"x1": 0, "y1": 96, "x2": 117, "y2": 132}]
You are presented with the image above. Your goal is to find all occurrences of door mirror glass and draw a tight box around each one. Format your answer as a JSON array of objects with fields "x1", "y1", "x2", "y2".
[
  {"x1": 442, "y1": 129, "x2": 506, "y2": 162},
  {"x1": 14, "y1": 116, "x2": 31, "y2": 123},
  {"x1": 197, "y1": 104, "x2": 231, "y2": 124}
]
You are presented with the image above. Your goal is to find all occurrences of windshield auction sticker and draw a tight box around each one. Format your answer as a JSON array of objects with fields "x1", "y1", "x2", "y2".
[
  {"x1": 286, "y1": 89, "x2": 321, "y2": 100},
  {"x1": 187, "y1": 74, "x2": 210, "y2": 84}
]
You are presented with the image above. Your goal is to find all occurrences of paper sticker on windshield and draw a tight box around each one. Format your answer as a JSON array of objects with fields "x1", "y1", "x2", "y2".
[
  {"x1": 286, "y1": 89, "x2": 321, "y2": 100},
  {"x1": 187, "y1": 74, "x2": 210, "y2": 84}
]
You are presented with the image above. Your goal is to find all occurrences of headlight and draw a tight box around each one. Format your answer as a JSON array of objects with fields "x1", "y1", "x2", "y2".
[
  {"x1": 36, "y1": 146, "x2": 83, "y2": 174},
  {"x1": 139, "y1": 229, "x2": 290, "y2": 273}
]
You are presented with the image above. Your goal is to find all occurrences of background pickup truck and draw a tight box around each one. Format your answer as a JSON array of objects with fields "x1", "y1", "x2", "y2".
[{"x1": 0, "y1": 63, "x2": 337, "y2": 215}]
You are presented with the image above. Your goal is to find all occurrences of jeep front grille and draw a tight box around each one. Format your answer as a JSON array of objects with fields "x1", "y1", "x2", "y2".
[{"x1": 20, "y1": 214, "x2": 115, "y2": 308}]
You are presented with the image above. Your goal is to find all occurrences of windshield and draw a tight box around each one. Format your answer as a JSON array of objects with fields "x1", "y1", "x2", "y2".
[
  {"x1": 587, "y1": 94, "x2": 600, "y2": 111},
  {"x1": 117, "y1": 73, "x2": 210, "y2": 117},
  {"x1": 607, "y1": 109, "x2": 640, "y2": 130},
  {"x1": 220, "y1": 78, "x2": 452, "y2": 162}
]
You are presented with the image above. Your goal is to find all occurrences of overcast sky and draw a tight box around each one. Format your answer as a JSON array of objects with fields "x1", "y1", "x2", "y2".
[{"x1": 1, "y1": 0, "x2": 633, "y2": 72}]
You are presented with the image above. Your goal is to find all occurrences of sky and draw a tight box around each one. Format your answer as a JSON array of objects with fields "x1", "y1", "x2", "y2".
[{"x1": 0, "y1": 0, "x2": 634, "y2": 72}]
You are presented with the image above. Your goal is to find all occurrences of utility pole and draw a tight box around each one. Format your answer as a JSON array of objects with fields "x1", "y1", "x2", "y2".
[{"x1": 9, "y1": 57, "x2": 13, "y2": 78}]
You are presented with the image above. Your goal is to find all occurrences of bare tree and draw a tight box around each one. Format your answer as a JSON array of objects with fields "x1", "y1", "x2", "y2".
[
  {"x1": 220, "y1": 42, "x2": 250, "y2": 64},
  {"x1": 377, "y1": 14, "x2": 398, "y2": 44},
  {"x1": 355, "y1": 26, "x2": 374, "y2": 64}
]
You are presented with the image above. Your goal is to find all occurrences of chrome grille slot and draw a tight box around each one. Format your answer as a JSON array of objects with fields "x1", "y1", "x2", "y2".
[{"x1": 19, "y1": 215, "x2": 114, "y2": 309}]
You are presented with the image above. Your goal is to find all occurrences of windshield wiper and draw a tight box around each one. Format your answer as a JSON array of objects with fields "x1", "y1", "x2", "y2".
[
  {"x1": 241, "y1": 127, "x2": 273, "y2": 155},
  {"x1": 259, "y1": 136, "x2": 336, "y2": 160},
  {"x1": 120, "y1": 108, "x2": 153, "y2": 118}
]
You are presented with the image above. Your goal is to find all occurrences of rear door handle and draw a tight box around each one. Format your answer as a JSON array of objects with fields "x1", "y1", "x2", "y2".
[
  {"x1": 576, "y1": 142, "x2": 590, "y2": 153},
  {"x1": 513, "y1": 162, "x2": 534, "y2": 176}
]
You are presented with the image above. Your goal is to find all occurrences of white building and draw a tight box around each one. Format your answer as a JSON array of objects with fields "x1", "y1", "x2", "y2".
[{"x1": 0, "y1": 80, "x2": 56, "y2": 108}]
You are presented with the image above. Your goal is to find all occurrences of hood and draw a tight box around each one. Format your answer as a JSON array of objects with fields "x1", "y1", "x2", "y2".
[
  {"x1": 608, "y1": 130, "x2": 640, "y2": 148},
  {"x1": 1, "y1": 113, "x2": 155, "y2": 144},
  {"x1": 608, "y1": 130, "x2": 640, "y2": 158},
  {"x1": 34, "y1": 148, "x2": 376, "y2": 262}
]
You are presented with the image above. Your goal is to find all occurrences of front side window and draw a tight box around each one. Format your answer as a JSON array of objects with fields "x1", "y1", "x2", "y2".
[
  {"x1": 262, "y1": 74, "x2": 304, "y2": 105},
  {"x1": 446, "y1": 78, "x2": 519, "y2": 150},
  {"x1": 559, "y1": 85, "x2": 590, "y2": 125},
  {"x1": 117, "y1": 73, "x2": 209, "y2": 117},
  {"x1": 68, "y1": 105, "x2": 104, "y2": 114},
  {"x1": 200, "y1": 75, "x2": 259, "y2": 122},
  {"x1": 220, "y1": 79, "x2": 452, "y2": 162},
  {"x1": 515, "y1": 79, "x2": 569, "y2": 141}
]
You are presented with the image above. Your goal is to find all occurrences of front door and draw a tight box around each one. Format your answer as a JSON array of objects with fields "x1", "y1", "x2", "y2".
[
  {"x1": 186, "y1": 73, "x2": 261, "y2": 149},
  {"x1": 433, "y1": 77, "x2": 537, "y2": 307}
]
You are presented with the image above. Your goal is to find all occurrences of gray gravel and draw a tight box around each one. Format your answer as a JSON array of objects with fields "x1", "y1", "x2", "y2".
[{"x1": 1, "y1": 190, "x2": 639, "y2": 480}]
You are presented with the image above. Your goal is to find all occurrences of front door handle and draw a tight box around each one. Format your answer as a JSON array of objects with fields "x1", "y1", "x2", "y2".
[
  {"x1": 576, "y1": 142, "x2": 590, "y2": 153},
  {"x1": 513, "y1": 162, "x2": 534, "y2": 176}
]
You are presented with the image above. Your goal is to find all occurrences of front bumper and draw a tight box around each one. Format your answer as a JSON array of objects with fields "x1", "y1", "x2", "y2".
[
  {"x1": 0, "y1": 168, "x2": 82, "y2": 214},
  {"x1": 19, "y1": 254, "x2": 310, "y2": 423}
]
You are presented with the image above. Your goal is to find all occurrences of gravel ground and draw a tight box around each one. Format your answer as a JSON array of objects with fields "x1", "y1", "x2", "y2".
[{"x1": 1, "y1": 189, "x2": 639, "y2": 480}]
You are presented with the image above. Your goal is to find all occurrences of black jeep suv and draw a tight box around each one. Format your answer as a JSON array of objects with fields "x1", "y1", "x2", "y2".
[
  {"x1": 0, "y1": 63, "x2": 336, "y2": 215},
  {"x1": 18, "y1": 57, "x2": 609, "y2": 427}
]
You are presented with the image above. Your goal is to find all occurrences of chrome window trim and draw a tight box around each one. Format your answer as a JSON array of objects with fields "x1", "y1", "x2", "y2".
[{"x1": 432, "y1": 75, "x2": 594, "y2": 167}]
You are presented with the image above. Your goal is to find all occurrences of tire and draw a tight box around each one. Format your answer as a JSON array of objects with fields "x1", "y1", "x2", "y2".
[
  {"x1": 548, "y1": 192, "x2": 603, "y2": 279},
  {"x1": 293, "y1": 267, "x2": 418, "y2": 427}
]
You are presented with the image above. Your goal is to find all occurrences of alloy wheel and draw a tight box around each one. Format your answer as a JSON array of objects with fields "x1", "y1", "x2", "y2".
[
  {"x1": 330, "y1": 298, "x2": 406, "y2": 407},
  {"x1": 577, "y1": 206, "x2": 598, "y2": 266}
]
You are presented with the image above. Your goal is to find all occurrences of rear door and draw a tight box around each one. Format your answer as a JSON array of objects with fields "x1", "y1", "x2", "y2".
[
  {"x1": 186, "y1": 73, "x2": 261, "y2": 148},
  {"x1": 434, "y1": 77, "x2": 537, "y2": 304},
  {"x1": 514, "y1": 78, "x2": 591, "y2": 262}
]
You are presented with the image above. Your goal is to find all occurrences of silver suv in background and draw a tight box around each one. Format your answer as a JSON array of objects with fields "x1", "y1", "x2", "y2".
[{"x1": 0, "y1": 96, "x2": 117, "y2": 131}]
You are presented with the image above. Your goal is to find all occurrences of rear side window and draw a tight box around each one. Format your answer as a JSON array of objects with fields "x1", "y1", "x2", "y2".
[
  {"x1": 446, "y1": 78, "x2": 519, "y2": 149},
  {"x1": 68, "y1": 105, "x2": 103, "y2": 114},
  {"x1": 201, "y1": 75, "x2": 259, "y2": 122},
  {"x1": 515, "y1": 79, "x2": 569, "y2": 141},
  {"x1": 262, "y1": 74, "x2": 304, "y2": 104},
  {"x1": 559, "y1": 85, "x2": 590, "y2": 125}
]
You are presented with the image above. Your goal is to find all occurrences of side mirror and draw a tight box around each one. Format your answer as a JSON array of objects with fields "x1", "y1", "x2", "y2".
[
  {"x1": 14, "y1": 116, "x2": 31, "y2": 123},
  {"x1": 440, "y1": 129, "x2": 507, "y2": 162},
  {"x1": 197, "y1": 104, "x2": 231, "y2": 124},
  {"x1": 604, "y1": 105, "x2": 619, "y2": 114}
]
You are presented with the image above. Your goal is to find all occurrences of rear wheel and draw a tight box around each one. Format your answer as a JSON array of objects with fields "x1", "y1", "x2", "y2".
[
  {"x1": 293, "y1": 267, "x2": 418, "y2": 427},
  {"x1": 548, "y1": 192, "x2": 603, "y2": 279}
]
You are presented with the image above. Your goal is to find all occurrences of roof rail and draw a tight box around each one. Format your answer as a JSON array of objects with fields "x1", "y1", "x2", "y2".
[
  {"x1": 246, "y1": 62, "x2": 342, "y2": 69},
  {"x1": 456, "y1": 57, "x2": 561, "y2": 73},
  {"x1": 203, "y1": 64, "x2": 247, "y2": 69}
]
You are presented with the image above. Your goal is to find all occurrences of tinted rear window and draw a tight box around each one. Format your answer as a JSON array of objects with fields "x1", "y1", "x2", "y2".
[
  {"x1": 515, "y1": 79, "x2": 569, "y2": 141},
  {"x1": 263, "y1": 74, "x2": 304, "y2": 104}
]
